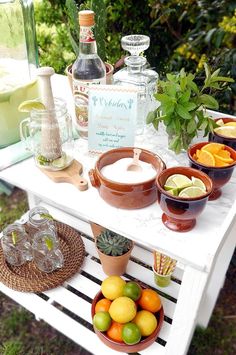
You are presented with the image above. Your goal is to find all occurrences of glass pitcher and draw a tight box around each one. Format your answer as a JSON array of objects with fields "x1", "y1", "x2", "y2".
[{"x1": 0, "y1": 0, "x2": 39, "y2": 148}]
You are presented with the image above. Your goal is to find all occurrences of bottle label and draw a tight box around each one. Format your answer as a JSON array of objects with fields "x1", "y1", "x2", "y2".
[
  {"x1": 73, "y1": 78, "x2": 106, "y2": 128},
  {"x1": 80, "y1": 25, "x2": 95, "y2": 43}
]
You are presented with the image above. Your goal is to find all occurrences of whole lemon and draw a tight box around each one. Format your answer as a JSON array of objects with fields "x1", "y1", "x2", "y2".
[
  {"x1": 109, "y1": 296, "x2": 137, "y2": 323},
  {"x1": 133, "y1": 310, "x2": 157, "y2": 336},
  {"x1": 101, "y1": 276, "x2": 126, "y2": 300}
]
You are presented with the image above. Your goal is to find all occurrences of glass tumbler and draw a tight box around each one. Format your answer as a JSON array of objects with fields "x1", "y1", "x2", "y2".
[
  {"x1": 32, "y1": 229, "x2": 64, "y2": 273},
  {"x1": 1, "y1": 223, "x2": 33, "y2": 266},
  {"x1": 28, "y1": 206, "x2": 55, "y2": 232}
]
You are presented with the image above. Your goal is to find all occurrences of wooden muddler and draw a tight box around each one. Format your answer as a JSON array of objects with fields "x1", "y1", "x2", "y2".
[{"x1": 37, "y1": 67, "x2": 62, "y2": 161}]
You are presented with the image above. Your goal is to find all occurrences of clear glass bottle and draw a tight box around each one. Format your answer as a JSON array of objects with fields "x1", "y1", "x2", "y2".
[
  {"x1": 72, "y1": 10, "x2": 106, "y2": 139},
  {"x1": 0, "y1": 0, "x2": 39, "y2": 147},
  {"x1": 113, "y1": 35, "x2": 158, "y2": 135}
]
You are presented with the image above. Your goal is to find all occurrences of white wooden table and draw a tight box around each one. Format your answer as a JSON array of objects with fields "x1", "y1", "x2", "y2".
[{"x1": 0, "y1": 75, "x2": 236, "y2": 355}]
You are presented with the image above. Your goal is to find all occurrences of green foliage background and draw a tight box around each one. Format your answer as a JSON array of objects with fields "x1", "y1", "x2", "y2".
[{"x1": 35, "y1": 0, "x2": 236, "y2": 114}]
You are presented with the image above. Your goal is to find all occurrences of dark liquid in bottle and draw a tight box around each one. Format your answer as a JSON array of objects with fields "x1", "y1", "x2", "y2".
[{"x1": 73, "y1": 58, "x2": 105, "y2": 80}]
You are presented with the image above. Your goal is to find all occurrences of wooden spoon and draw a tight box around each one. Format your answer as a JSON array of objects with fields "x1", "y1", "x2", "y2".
[{"x1": 127, "y1": 148, "x2": 142, "y2": 172}]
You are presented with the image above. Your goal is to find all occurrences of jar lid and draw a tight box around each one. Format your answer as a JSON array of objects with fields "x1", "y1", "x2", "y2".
[{"x1": 79, "y1": 10, "x2": 95, "y2": 26}]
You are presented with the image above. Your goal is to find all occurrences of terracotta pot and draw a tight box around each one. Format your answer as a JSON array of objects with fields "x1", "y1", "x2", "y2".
[
  {"x1": 89, "y1": 147, "x2": 166, "y2": 209},
  {"x1": 90, "y1": 222, "x2": 105, "y2": 240},
  {"x1": 90, "y1": 221, "x2": 133, "y2": 275},
  {"x1": 65, "y1": 62, "x2": 114, "y2": 90},
  {"x1": 96, "y1": 242, "x2": 134, "y2": 276}
]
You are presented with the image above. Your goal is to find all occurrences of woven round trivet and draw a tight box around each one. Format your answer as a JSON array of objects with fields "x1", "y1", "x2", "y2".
[{"x1": 0, "y1": 221, "x2": 85, "y2": 292}]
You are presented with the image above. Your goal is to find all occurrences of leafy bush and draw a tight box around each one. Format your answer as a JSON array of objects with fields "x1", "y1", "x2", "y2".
[{"x1": 34, "y1": 0, "x2": 235, "y2": 113}]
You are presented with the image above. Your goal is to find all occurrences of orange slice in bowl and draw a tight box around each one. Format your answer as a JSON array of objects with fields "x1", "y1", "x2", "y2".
[
  {"x1": 196, "y1": 149, "x2": 201, "y2": 158},
  {"x1": 214, "y1": 156, "x2": 230, "y2": 167},
  {"x1": 215, "y1": 149, "x2": 231, "y2": 159},
  {"x1": 197, "y1": 150, "x2": 215, "y2": 166},
  {"x1": 214, "y1": 154, "x2": 234, "y2": 165},
  {"x1": 202, "y1": 143, "x2": 225, "y2": 155}
]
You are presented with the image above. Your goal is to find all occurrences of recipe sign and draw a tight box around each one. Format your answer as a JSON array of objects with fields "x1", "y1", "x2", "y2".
[{"x1": 88, "y1": 85, "x2": 138, "y2": 152}]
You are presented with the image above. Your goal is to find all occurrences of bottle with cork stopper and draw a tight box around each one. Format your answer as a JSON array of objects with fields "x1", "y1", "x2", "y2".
[{"x1": 72, "y1": 10, "x2": 106, "y2": 139}]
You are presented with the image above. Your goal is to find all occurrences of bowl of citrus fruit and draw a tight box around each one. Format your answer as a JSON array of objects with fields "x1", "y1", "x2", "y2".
[
  {"x1": 156, "y1": 166, "x2": 212, "y2": 232},
  {"x1": 91, "y1": 276, "x2": 164, "y2": 352},
  {"x1": 188, "y1": 142, "x2": 236, "y2": 200},
  {"x1": 209, "y1": 118, "x2": 236, "y2": 150}
]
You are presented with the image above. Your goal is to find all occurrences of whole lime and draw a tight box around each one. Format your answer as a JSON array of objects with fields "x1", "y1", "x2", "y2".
[
  {"x1": 123, "y1": 281, "x2": 142, "y2": 301},
  {"x1": 122, "y1": 323, "x2": 141, "y2": 345},
  {"x1": 93, "y1": 311, "x2": 112, "y2": 332}
]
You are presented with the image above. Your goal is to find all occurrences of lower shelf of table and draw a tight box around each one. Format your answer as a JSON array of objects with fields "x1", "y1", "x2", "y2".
[{"x1": 0, "y1": 206, "x2": 184, "y2": 355}]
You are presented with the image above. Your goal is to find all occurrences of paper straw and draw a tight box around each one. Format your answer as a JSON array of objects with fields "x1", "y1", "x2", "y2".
[
  {"x1": 159, "y1": 254, "x2": 167, "y2": 275},
  {"x1": 163, "y1": 258, "x2": 172, "y2": 275},
  {"x1": 154, "y1": 251, "x2": 161, "y2": 273}
]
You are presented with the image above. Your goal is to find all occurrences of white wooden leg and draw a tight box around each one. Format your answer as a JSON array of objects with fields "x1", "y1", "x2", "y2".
[
  {"x1": 27, "y1": 192, "x2": 41, "y2": 209},
  {"x1": 197, "y1": 221, "x2": 236, "y2": 327},
  {"x1": 165, "y1": 266, "x2": 208, "y2": 355}
]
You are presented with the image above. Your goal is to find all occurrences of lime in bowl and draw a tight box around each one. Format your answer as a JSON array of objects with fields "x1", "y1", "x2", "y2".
[{"x1": 156, "y1": 167, "x2": 213, "y2": 232}]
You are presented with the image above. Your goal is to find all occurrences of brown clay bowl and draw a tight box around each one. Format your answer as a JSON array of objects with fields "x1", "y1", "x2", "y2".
[
  {"x1": 208, "y1": 117, "x2": 236, "y2": 150},
  {"x1": 188, "y1": 142, "x2": 236, "y2": 200},
  {"x1": 156, "y1": 167, "x2": 212, "y2": 232},
  {"x1": 91, "y1": 288, "x2": 164, "y2": 352},
  {"x1": 89, "y1": 147, "x2": 166, "y2": 209}
]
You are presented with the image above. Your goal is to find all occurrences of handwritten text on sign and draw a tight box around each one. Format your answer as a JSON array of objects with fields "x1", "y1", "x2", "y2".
[{"x1": 88, "y1": 85, "x2": 138, "y2": 152}]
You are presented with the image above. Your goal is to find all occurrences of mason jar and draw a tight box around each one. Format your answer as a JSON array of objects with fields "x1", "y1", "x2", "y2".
[
  {"x1": 1, "y1": 223, "x2": 33, "y2": 266},
  {"x1": 20, "y1": 98, "x2": 74, "y2": 170},
  {"x1": 28, "y1": 206, "x2": 55, "y2": 233}
]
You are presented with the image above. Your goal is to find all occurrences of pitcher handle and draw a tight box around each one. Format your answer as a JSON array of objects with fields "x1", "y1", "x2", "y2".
[{"x1": 19, "y1": 118, "x2": 31, "y2": 151}]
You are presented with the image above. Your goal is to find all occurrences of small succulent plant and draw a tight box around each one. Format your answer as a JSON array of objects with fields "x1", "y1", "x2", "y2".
[{"x1": 96, "y1": 230, "x2": 133, "y2": 256}]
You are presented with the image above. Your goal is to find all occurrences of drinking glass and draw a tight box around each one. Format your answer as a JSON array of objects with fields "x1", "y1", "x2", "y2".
[
  {"x1": 1, "y1": 223, "x2": 33, "y2": 266},
  {"x1": 32, "y1": 229, "x2": 64, "y2": 273}
]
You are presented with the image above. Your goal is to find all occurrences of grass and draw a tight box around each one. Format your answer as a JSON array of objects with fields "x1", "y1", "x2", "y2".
[{"x1": 0, "y1": 188, "x2": 235, "y2": 355}]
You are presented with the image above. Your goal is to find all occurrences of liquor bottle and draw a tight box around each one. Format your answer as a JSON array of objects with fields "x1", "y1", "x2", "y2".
[
  {"x1": 113, "y1": 35, "x2": 158, "y2": 135},
  {"x1": 72, "y1": 10, "x2": 106, "y2": 139}
]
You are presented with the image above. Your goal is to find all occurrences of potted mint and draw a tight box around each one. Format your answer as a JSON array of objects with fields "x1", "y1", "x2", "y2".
[
  {"x1": 147, "y1": 64, "x2": 234, "y2": 154},
  {"x1": 95, "y1": 229, "x2": 133, "y2": 276}
]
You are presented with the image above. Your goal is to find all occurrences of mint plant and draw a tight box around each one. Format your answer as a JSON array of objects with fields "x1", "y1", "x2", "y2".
[{"x1": 147, "y1": 64, "x2": 234, "y2": 154}]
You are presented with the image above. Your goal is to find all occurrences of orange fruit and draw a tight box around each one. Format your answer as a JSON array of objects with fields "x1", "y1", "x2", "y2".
[
  {"x1": 95, "y1": 298, "x2": 112, "y2": 313},
  {"x1": 138, "y1": 289, "x2": 162, "y2": 313},
  {"x1": 214, "y1": 154, "x2": 234, "y2": 164},
  {"x1": 202, "y1": 143, "x2": 224, "y2": 155},
  {"x1": 196, "y1": 149, "x2": 201, "y2": 158},
  {"x1": 214, "y1": 156, "x2": 230, "y2": 167},
  {"x1": 106, "y1": 321, "x2": 123, "y2": 342},
  {"x1": 215, "y1": 149, "x2": 231, "y2": 159},
  {"x1": 197, "y1": 150, "x2": 215, "y2": 166},
  {"x1": 133, "y1": 310, "x2": 157, "y2": 336}
]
